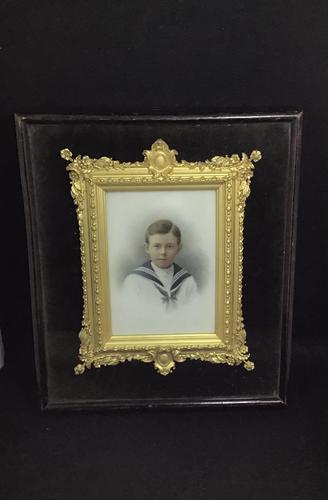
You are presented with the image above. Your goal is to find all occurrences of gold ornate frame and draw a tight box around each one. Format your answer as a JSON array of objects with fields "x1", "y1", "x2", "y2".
[{"x1": 61, "y1": 139, "x2": 261, "y2": 376}]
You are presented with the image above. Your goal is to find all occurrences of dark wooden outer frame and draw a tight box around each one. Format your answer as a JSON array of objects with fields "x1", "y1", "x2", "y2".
[{"x1": 16, "y1": 112, "x2": 302, "y2": 411}]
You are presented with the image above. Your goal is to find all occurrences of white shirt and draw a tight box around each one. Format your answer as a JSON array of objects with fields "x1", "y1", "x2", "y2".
[
  {"x1": 122, "y1": 262, "x2": 198, "y2": 309},
  {"x1": 116, "y1": 261, "x2": 199, "y2": 334},
  {"x1": 150, "y1": 262, "x2": 174, "y2": 292}
]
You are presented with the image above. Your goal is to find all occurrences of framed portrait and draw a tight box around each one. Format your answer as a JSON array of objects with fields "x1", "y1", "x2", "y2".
[
  {"x1": 16, "y1": 113, "x2": 302, "y2": 410},
  {"x1": 105, "y1": 187, "x2": 218, "y2": 340}
]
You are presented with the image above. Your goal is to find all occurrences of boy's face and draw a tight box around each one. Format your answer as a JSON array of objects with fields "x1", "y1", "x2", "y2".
[{"x1": 145, "y1": 231, "x2": 182, "y2": 269}]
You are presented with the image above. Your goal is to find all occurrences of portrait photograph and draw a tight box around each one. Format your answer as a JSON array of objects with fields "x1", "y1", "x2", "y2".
[{"x1": 107, "y1": 189, "x2": 217, "y2": 335}]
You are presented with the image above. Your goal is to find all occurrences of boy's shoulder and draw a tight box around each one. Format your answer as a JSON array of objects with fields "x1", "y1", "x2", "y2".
[
  {"x1": 126, "y1": 261, "x2": 162, "y2": 288},
  {"x1": 123, "y1": 261, "x2": 198, "y2": 300}
]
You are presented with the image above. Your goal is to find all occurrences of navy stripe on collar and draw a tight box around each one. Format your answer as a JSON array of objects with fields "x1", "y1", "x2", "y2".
[
  {"x1": 142, "y1": 261, "x2": 184, "y2": 276},
  {"x1": 130, "y1": 261, "x2": 191, "y2": 291}
]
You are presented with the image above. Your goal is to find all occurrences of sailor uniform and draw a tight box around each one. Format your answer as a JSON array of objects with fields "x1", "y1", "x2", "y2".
[
  {"x1": 112, "y1": 260, "x2": 212, "y2": 335},
  {"x1": 123, "y1": 261, "x2": 198, "y2": 311}
]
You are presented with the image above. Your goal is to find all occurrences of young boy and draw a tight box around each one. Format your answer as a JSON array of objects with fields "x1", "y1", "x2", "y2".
[{"x1": 123, "y1": 219, "x2": 198, "y2": 311}]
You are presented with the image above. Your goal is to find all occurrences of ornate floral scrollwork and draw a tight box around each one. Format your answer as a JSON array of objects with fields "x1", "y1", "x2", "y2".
[{"x1": 73, "y1": 339, "x2": 254, "y2": 376}]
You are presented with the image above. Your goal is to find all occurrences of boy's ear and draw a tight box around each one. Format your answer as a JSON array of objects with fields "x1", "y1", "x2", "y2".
[
  {"x1": 178, "y1": 243, "x2": 182, "y2": 252},
  {"x1": 144, "y1": 242, "x2": 150, "y2": 254}
]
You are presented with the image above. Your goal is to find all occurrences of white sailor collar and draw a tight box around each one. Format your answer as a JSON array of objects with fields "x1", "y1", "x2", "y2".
[{"x1": 130, "y1": 260, "x2": 191, "y2": 293}]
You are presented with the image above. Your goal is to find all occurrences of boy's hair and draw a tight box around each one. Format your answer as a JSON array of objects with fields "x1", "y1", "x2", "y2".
[{"x1": 145, "y1": 219, "x2": 181, "y2": 244}]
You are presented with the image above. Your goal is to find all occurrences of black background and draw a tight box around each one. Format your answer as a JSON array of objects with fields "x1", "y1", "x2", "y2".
[
  {"x1": 1, "y1": 1, "x2": 327, "y2": 499},
  {"x1": 18, "y1": 116, "x2": 295, "y2": 408}
]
